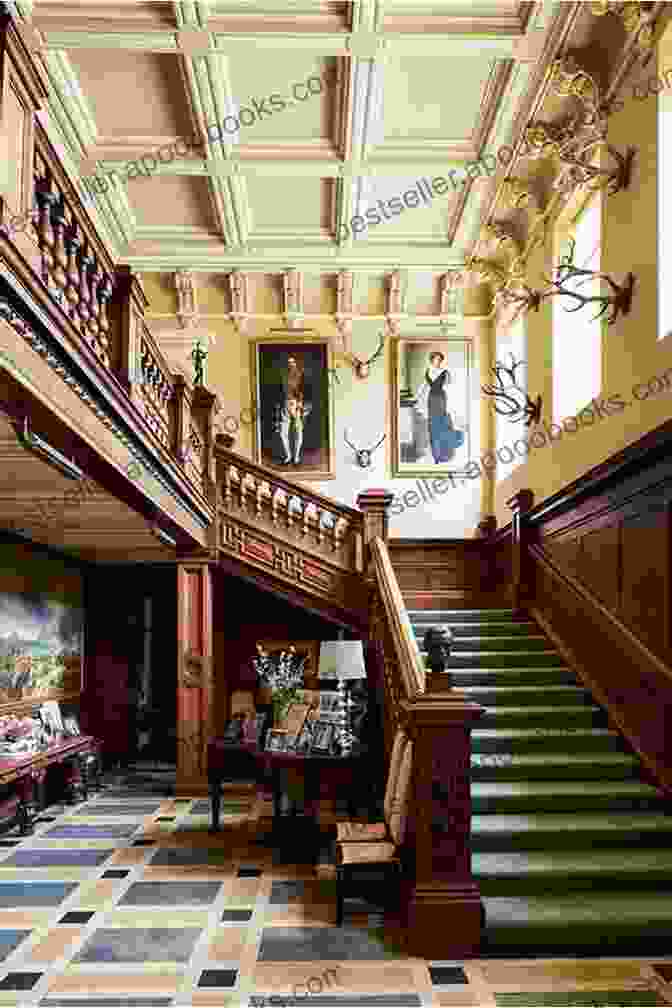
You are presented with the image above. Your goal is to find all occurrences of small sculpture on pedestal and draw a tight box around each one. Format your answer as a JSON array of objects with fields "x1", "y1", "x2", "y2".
[{"x1": 423, "y1": 625, "x2": 454, "y2": 687}]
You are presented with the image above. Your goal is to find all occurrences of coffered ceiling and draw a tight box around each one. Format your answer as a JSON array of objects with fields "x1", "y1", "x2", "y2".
[{"x1": 14, "y1": 0, "x2": 572, "y2": 276}]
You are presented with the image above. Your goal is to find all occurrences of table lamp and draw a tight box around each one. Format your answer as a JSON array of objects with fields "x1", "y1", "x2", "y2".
[{"x1": 318, "y1": 641, "x2": 366, "y2": 756}]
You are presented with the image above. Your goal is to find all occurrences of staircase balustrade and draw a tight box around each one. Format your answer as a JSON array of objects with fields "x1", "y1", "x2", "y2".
[{"x1": 361, "y1": 519, "x2": 484, "y2": 958}]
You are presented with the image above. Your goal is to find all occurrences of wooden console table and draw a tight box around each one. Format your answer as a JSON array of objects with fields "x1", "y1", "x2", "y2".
[
  {"x1": 0, "y1": 735, "x2": 102, "y2": 834},
  {"x1": 208, "y1": 739, "x2": 373, "y2": 840}
]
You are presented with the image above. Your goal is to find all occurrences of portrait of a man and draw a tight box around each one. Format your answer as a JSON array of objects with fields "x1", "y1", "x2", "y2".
[{"x1": 252, "y1": 338, "x2": 335, "y2": 479}]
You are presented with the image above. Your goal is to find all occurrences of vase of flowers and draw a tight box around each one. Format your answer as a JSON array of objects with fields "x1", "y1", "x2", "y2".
[{"x1": 252, "y1": 644, "x2": 307, "y2": 727}]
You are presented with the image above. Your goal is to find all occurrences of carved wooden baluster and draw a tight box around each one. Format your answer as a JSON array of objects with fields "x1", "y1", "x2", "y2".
[
  {"x1": 286, "y1": 494, "x2": 296, "y2": 534},
  {"x1": 50, "y1": 195, "x2": 69, "y2": 306},
  {"x1": 222, "y1": 466, "x2": 233, "y2": 509},
  {"x1": 334, "y1": 516, "x2": 348, "y2": 551},
  {"x1": 98, "y1": 273, "x2": 113, "y2": 355},
  {"x1": 87, "y1": 255, "x2": 102, "y2": 346},
  {"x1": 317, "y1": 509, "x2": 328, "y2": 547},
  {"x1": 63, "y1": 216, "x2": 81, "y2": 322},
  {"x1": 270, "y1": 487, "x2": 282, "y2": 527},
  {"x1": 231, "y1": 467, "x2": 243, "y2": 509},
  {"x1": 77, "y1": 240, "x2": 94, "y2": 335},
  {"x1": 34, "y1": 171, "x2": 59, "y2": 292}
]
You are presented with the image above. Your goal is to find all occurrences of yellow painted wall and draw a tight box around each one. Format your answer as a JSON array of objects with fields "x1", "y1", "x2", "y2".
[
  {"x1": 141, "y1": 275, "x2": 488, "y2": 537},
  {"x1": 493, "y1": 32, "x2": 672, "y2": 527}
]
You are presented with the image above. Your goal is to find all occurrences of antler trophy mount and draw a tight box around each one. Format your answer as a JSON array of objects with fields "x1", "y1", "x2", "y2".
[
  {"x1": 339, "y1": 331, "x2": 386, "y2": 379},
  {"x1": 344, "y1": 429, "x2": 386, "y2": 468}
]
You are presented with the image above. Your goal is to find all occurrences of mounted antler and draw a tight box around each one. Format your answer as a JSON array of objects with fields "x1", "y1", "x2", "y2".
[
  {"x1": 344, "y1": 429, "x2": 386, "y2": 468},
  {"x1": 481, "y1": 354, "x2": 542, "y2": 427},
  {"x1": 543, "y1": 238, "x2": 635, "y2": 325},
  {"x1": 339, "y1": 331, "x2": 386, "y2": 379}
]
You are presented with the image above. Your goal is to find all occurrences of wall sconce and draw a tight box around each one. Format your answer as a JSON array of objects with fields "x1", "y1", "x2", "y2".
[
  {"x1": 544, "y1": 238, "x2": 635, "y2": 324},
  {"x1": 481, "y1": 355, "x2": 543, "y2": 427}
]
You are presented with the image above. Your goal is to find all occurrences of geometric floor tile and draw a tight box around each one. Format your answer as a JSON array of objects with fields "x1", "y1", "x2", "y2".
[
  {"x1": 494, "y1": 995, "x2": 668, "y2": 1006},
  {"x1": 0, "y1": 883, "x2": 78, "y2": 906},
  {"x1": 0, "y1": 971, "x2": 42, "y2": 990},
  {"x1": 118, "y1": 882, "x2": 221, "y2": 906},
  {"x1": 0, "y1": 769, "x2": 660, "y2": 1008},
  {"x1": 2, "y1": 850, "x2": 114, "y2": 866},
  {"x1": 197, "y1": 969, "x2": 237, "y2": 987},
  {"x1": 74, "y1": 927, "x2": 203, "y2": 962},
  {"x1": 430, "y1": 967, "x2": 469, "y2": 985},
  {"x1": 0, "y1": 931, "x2": 31, "y2": 961},
  {"x1": 44, "y1": 825, "x2": 139, "y2": 839},
  {"x1": 257, "y1": 926, "x2": 396, "y2": 961}
]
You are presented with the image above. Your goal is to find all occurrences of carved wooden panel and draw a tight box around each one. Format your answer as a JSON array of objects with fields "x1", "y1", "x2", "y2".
[
  {"x1": 218, "y1": 515, "x2": 366, "y2": 623},
  {"x1": 621, "y1": 502, "x2": 672, "y2": 658}
]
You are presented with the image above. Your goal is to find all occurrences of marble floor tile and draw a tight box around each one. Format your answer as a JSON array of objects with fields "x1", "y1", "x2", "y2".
[
  {"x1": 118, "y1": 881, "x2": 222, "y2": 906},
  {"x1": 0, "y1": 883, "x2": 77, "y2": 906},
  {"x1": 74, "y1": 927, "x2": 203, "y2": 963}
]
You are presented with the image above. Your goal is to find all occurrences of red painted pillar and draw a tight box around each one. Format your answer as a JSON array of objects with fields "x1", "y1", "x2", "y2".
[{"x1": 176, "y1": 560, "x2": 213, "y2": 795}]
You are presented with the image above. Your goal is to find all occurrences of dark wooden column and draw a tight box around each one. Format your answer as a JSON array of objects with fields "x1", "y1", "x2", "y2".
[
  {"x1": 176, "y1": 559, "x2": 213, "y2": 795},
  {"x1": 402, "y1": 695, "x2": 484, "y2": 958},
  {"x1": 506, "y1": 488, "x2": 535, "y2": 613}
]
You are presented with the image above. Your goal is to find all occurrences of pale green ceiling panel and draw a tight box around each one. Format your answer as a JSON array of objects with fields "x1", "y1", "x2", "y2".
[
  {"x1": 382, "y1": 43, "x2": 499, "y2": 140},
  {"x1": 350, "y1": 175, "x2": 456, "y2": 241},
  {"x1": 245, "y1": 176, "x2": 326, "y2": 233},
  {"x1": 221, "y1": 47, "x2": 338, "y2": 142}
]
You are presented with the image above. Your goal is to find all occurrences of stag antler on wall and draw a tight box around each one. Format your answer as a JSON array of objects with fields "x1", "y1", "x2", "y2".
[
  {"x1": 542, "y1": 237, "x2": 635, "y2": 324},
  {"x1": 338, "y1": 331, "x2": 386, "y2": 379},
  {"x1": 344, "y1": 429, "x2": 386, "y2": 468},
  {"x1": 481, "y1": 354, "x2": 543, "y2": 427}
]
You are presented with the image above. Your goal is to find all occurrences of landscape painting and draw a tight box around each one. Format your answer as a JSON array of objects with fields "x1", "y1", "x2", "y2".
[{"x1": 0, "y1": 544, "x2": 83, "y2": 698}]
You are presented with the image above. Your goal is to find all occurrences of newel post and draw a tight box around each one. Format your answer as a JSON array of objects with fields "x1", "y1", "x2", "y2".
[
  {"x1": 506, "y1": 488, "x2": 534, "y2": 613},
  {"x1": 402, "y1": 695, "x2": 484, "y2": 959},
  {"x1": 355, "y1": 488, "x2": 395, "y2": 561}
]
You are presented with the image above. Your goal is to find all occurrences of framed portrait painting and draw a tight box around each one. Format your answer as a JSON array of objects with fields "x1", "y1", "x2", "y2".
[
  {"x1": 251, "y1": 336, "x2": 336, "y2": 480},
  {"x1": 391, "y1": 336, "x2": 473, "y2": 478}
]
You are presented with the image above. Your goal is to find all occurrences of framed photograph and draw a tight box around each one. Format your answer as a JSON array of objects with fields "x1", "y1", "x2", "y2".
[
  {"x1": 265, "y1": 729, "x2": 288, "y2": 753},
  {"x1": 391, "y1": 336, "x2": 473, "y2": 477},
  {"x1": 39, "y1": 700, "x2": 63, "y2": 736},
  {"x1": 251, "y1": 336, "x2": 336, "y2": 480},
  {"x1": 295, "y1": 720, "x2": 314, "y2": 755},
  {"x1": 311, "y1": 720, "x2": 335, "y2": 752},
  {"x1": 63, "y1": 715, "x2": 80, "y2": 736},
  {"x1": 318, "y1": 690, "x2": 342, "y2": 724}
]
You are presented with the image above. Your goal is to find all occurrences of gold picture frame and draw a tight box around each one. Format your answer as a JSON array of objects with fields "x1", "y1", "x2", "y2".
[
  {"x1": 251, "y1": 335, "x2": 336, "y2": 480},
  {"x1": 390, "y1": 335, "x2": 473, "y2": 478}
]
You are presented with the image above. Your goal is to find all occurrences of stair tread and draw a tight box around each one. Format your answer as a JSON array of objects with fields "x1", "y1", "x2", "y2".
[
  {"x1": 472, "y1": 812, "x2": 672, "y2": 833},
  {"x1": 483, "y1": 892, "x2": 672, "y2": 924},
  {"x1": 479, "y1": 706, "x2": 602, "y2": 715},
  {"x1": 471, "y1": 780, "x2": 659, "y2": 796},
  {"x1": 475, "y1": 849, "x2": 672, "y2": 875},
  {"x1": 471, "y1": 752, "x2": 637, "y2": 766},
  {"x1": 464, "y1": 686, "x2": 588, "y2": 694},
  {"x1": 473, "y1": 727, "x2": 619, "y2": 739}
]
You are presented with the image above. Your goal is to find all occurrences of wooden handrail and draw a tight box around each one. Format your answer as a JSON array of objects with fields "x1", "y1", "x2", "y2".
[
  {"x1": 214, "y1": 443, "x2": 362, "y2": 522},
  {"x1": 370, "y1": 536, "x2": 425, "y2": 701}
]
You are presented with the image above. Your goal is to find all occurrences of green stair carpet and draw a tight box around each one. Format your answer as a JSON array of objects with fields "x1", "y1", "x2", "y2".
[{"x1": 409, "y1": 608, "x2": 672, "y2": 957}]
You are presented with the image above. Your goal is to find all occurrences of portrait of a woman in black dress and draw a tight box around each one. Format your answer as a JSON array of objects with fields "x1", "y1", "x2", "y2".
[{"x1": 414, "y1": 351, "x2": 465, "y2": 464}]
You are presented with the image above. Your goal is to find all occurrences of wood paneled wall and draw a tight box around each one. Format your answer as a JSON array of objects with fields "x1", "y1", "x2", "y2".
[{"x1": 388, "y1": 539, "x2": 508, "y2": 610}]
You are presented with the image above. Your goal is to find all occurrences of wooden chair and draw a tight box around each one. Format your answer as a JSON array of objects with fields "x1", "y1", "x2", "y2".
[
  {"x1": 335, "y1": 737, "x2": 413, "y2": 925},
  {"x1": 335, "y1": 727, "x2": 408, "y2": 843}
]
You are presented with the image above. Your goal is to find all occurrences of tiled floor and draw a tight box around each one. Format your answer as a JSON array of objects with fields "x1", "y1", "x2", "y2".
[{"x1": 0, "y1": 776, "x2": 667, "y2": 1006}]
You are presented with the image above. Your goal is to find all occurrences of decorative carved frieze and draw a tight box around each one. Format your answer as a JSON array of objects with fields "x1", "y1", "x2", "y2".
[
  {"x1": 175, "y1": 271, "x2": 198, "y2": 329},
  {"x1": 229, "y1": 271, "x2": 249, "y2": 334},
  {"x1": 282, "y1": 269, "x2": 304, "y2": 330}
]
